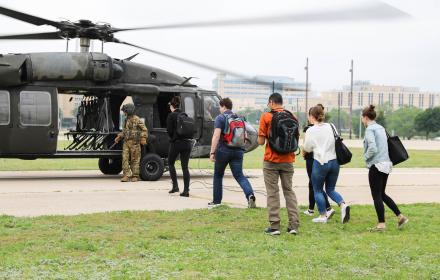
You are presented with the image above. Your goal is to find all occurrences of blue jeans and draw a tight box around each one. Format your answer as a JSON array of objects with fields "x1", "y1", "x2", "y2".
[
  {"x1": 311, "y1": 159, "x2": 344, "y2": 214},
  {"x1": 213, "y1": 146, "x2": 254, "y2": 204}
]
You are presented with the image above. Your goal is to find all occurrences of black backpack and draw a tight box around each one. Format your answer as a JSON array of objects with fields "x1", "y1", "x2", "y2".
[
  {"x1": 269, "y1": 110, "x2": 300, "y2": 154},
  {"x1": 176, "y1": 112, "x2": 195, "y2": 139}
]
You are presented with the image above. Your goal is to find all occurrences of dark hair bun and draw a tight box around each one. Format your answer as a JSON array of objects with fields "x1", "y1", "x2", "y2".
[
  {"x1": 316, "y1": 103, "x2": 325, "y2": 110},
  {"x1": 362, "y1": 105, "x2": 377, "y2": 120},
  {"x1": 170, "y1": 96, "x2": 181, "y2": 108}
]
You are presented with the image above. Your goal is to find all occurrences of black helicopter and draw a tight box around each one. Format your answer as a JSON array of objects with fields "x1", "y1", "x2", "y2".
[{"x1": 0, "y1": 4, "x2": 408, "y2": 180}]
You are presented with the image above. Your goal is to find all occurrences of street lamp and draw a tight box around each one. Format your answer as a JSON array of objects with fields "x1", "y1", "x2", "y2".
[
  {"x1": 338, "y1": 92, "x2": 341, "y2": 134},
  {"x1": 349, "y1": 59, "x2": 354, "y2": 139},
  {"x1": 304, "y1": 57, "x2": 309, "y2": 125}
]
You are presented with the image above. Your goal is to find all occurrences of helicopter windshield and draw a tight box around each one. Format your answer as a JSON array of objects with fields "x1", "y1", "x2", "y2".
[{"x1": 203, "y1": 95, "x2": 220, "y2": 121}]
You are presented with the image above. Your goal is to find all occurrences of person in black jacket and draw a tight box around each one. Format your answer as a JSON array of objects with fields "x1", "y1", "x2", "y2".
[
  {"x1": 166, "y1": 96, "x2": 193, "y2": 197},
  {"x1": 302, "y1": 104, "x2": 334, "y2": 217}
]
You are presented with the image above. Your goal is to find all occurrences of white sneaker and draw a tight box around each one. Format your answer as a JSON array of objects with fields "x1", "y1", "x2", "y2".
[
  {"x1": 208, "y1": 202, "x2": 221, "y2": 209},
  {"x1": 303, "y1": 209, "x2": 315, "y2": 216},
  {"x1": 326, "y1": 208, "x2": 336, "y2": 219},
  {"x1": 312, "y1": 217, "x2": 328, "y2": 223},
  {"x1": 341, "y1": 205, "x2": 351, "y2": 224}
]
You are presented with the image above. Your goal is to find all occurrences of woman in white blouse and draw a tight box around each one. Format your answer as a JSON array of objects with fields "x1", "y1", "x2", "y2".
[{"x1": 303, "y1": 105, "x2": 350, "y2": 224}]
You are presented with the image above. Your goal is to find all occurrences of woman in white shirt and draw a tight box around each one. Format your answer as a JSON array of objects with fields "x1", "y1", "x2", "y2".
[{"x1": 303, "y1": 106, "x2": 350, "y2": 224}]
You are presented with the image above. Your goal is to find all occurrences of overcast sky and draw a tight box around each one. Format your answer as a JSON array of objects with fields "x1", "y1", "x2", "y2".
[{"x1": 0, "y1": 0, "x2": 438, "y2": 93}]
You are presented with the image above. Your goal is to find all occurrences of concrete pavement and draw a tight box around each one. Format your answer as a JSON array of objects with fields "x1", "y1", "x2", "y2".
[{"x1": 1, "y1": 168, "x2": 439, "y2": 217}]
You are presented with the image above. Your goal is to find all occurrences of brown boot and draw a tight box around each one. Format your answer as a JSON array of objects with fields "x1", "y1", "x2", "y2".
[
  {"x1": 131, "y1": 177, "x2": 139, "y2": 182},
  {"x1": 120, "y1": 176, "x2": 130, "y2": 182}
]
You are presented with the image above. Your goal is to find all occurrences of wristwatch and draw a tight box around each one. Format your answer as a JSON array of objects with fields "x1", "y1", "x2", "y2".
[{"x1": 210, "y1": 152, "x2": 215, "y2": 155}]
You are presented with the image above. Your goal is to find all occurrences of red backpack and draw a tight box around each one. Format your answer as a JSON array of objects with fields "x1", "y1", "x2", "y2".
[{"x1": 222, "y1": 113, "x2": 246, "y2": 148}]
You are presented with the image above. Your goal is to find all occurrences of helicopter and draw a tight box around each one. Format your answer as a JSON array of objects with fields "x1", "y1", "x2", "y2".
[{"x1": 0, "y1": 3, "x2": 408, "y2": 180}]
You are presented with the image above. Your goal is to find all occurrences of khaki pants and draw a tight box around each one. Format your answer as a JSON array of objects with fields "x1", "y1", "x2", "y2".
[{"x1": 263, "y1": 161, "x2": 299, "y2": 230}]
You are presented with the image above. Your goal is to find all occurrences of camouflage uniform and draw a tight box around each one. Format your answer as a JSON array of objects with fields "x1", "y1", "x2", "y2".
[{"x1": 118, "y1": 115, "x2": 148, "y2": 178}]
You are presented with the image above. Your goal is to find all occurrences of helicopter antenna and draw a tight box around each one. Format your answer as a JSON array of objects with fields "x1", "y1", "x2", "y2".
[
  {"x1": 124, "y1": 53, "x2": 139, "y2": 61},
  {"x1": 180, "y1": 77, "x2": 198, "y2": 86}
]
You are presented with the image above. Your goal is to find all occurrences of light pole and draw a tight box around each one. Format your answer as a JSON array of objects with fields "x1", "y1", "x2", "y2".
[
  {"x1": 349, "y1": 59, "x2": 354, "y2": 139},
  {"x1": 296, "y1": 98, "x2": 299, "y2": 117},
  {"x1": 338, "y1": 92, "x2": 341, "y2": 134},
  {"x1": 304, "y1": 57, "x2": 309, "y2": 125}
]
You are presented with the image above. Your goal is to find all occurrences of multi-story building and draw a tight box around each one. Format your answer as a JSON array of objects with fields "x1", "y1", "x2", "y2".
[
  {"x1": 212, "y1": 73, "x2": 309, "y2": 112},
  {"x1": 320, "y1": 81, "x2": 440, "y2": 111}
]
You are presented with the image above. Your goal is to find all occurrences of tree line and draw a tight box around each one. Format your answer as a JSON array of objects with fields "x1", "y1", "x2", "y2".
[{"x1": 238, "y1": 105, "x2": 440, "y2": 140}]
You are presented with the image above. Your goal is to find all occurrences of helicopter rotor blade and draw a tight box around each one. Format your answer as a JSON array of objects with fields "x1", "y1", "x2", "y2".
[
  {"x1": 0, "y1": 6, "x2": 61, "y2": 28},
  {"x1": 0, "y1": 32, "x2": 63, "y2": 40},
  {"x1": 111, "y1": 38, "x2": 304, "y2": 90},
  {"x1": 112, "y1": 2, "x2": 409, "y2": 33}
]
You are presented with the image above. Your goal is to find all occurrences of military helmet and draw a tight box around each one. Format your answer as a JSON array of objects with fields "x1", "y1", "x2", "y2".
[{"x1": 121, "y1": 103, "x2": 135, "y2": 116}]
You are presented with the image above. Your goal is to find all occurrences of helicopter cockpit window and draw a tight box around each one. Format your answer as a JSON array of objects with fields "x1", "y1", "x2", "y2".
[
  {"x1": 0, "y1": 90, "x2": 10, "y2": 125},
  {"x1": 184, "y1": 96, "x2": 195, "y2": 118},
  {"x1": 203, "y1": 95, "x2": 220, "y2": 121},
  {"x1": 19, "y1": 91, "x2": 51, "y2": 126}
]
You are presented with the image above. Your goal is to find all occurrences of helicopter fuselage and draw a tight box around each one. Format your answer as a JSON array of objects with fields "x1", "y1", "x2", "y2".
[{"x1": 0, "y1": 52, "x2": 258, "y2": 180}]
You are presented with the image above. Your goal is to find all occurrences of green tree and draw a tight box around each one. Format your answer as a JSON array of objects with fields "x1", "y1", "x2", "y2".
[
  {"x1": 415, "y1": 107, "x2": 440, "y2": 139},
  {"x1": 351, "y1": 109, "x2": 363, "y2": 139},
  {"x1": 376, "y1": 109, "x2": 386, "y2": 127},
  {"x1": 327, "y1": 109, "x2": 349, "y2": 132},
  {"x1": 237, "y1": 108, "x2": 263, "y2": 125},
  {"x1": 387, "y1": 106, "x2": 423, "y2": 139}
]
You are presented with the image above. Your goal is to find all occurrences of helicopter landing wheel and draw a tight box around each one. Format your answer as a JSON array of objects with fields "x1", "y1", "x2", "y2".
[
  {"x1": 140, "y1": 153, "x2": 164, "y2": 181},
  {"x1": 98, "y1": 158, "x2": 122, "y2": 175}
]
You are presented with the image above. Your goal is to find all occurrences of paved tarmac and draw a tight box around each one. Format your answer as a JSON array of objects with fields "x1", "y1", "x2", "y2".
[{"x1": 1, "y1": 168, "x2": 439, "y2": 217}]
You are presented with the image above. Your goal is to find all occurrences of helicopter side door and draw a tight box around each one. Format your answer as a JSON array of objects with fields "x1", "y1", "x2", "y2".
[{"x1": 0, "y1": 86, "x2": 58, "y2": 156}]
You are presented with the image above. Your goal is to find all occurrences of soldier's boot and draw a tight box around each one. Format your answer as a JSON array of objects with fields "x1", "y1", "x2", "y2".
[
  {"x1": 131, "y1": 177, "x2": 140, "y2": 182},
  {"x1": 120, "y1": 176, "x2": 130, "y2": 182}
]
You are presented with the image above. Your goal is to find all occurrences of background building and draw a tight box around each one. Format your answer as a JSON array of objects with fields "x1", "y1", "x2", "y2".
[
  {"x1": 212, "y1": 73, "x2": 309, "y2": 112},
  {"x1": 320, "y1": 81, "x2": 440, "y2": 111}
]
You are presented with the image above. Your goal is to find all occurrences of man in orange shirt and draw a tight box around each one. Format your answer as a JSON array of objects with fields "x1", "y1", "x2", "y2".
[{"x1": 258, "y1": 92, "x2": 300, "y2": 235}]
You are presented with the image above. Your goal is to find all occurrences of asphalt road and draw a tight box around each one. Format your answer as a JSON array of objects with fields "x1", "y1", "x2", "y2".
[{"x1": 1, "y1": 168, "x2": 439, "y2": 217}]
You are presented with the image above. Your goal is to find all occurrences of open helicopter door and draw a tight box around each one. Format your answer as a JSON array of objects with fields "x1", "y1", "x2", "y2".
[{"x1": 0, "y1": 86, "x2": 58, "y2": 156}]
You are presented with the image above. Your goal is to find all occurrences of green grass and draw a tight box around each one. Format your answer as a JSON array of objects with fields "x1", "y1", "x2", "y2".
[
  {"x1": 0, "y1": 146, "x2": 439, "y2": 171},
  {"x1": 0, "y1": 204, "x2": 439, "y2": 279}
]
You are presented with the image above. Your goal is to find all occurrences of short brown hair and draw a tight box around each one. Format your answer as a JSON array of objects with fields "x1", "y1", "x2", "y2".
[
  {"x1": 309, "y1": 105, "x2": 325, "y2": 122},
  {"x1": 362, "y1": 105, "x2": 376, "y2": 120},
  {"x1": 169, "y1": 96, "x2": 180, "y2": 108},
  {"x1": 219, "y1": 97, "x2": 233, "y2": 110}
]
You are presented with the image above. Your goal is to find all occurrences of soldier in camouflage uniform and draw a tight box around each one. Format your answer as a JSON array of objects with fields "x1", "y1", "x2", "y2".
[{"x1": 114, "y1": 103, "x2": 148, "y2": 182}]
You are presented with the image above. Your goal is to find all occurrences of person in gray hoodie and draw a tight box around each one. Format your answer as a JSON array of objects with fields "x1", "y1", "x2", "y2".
[{"x1": 362, "y1": 105, "x2": 409, "y2": 231}]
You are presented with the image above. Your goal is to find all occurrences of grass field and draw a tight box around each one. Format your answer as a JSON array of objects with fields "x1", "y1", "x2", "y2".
[
  {"x1": 0, "y1": 146, "x2": 439, "y2": 171},
  {"x1": 0, "y1": 204, "x2": 439, "y2": 279}
]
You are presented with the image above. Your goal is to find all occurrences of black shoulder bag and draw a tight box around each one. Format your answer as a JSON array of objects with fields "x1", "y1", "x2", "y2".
[
  {"x1": 330, "y1": 123, "x2": 352, "y2": 165},
  {"x1": 386, "y1": 131, "x2": 409, "y2": 165}
]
